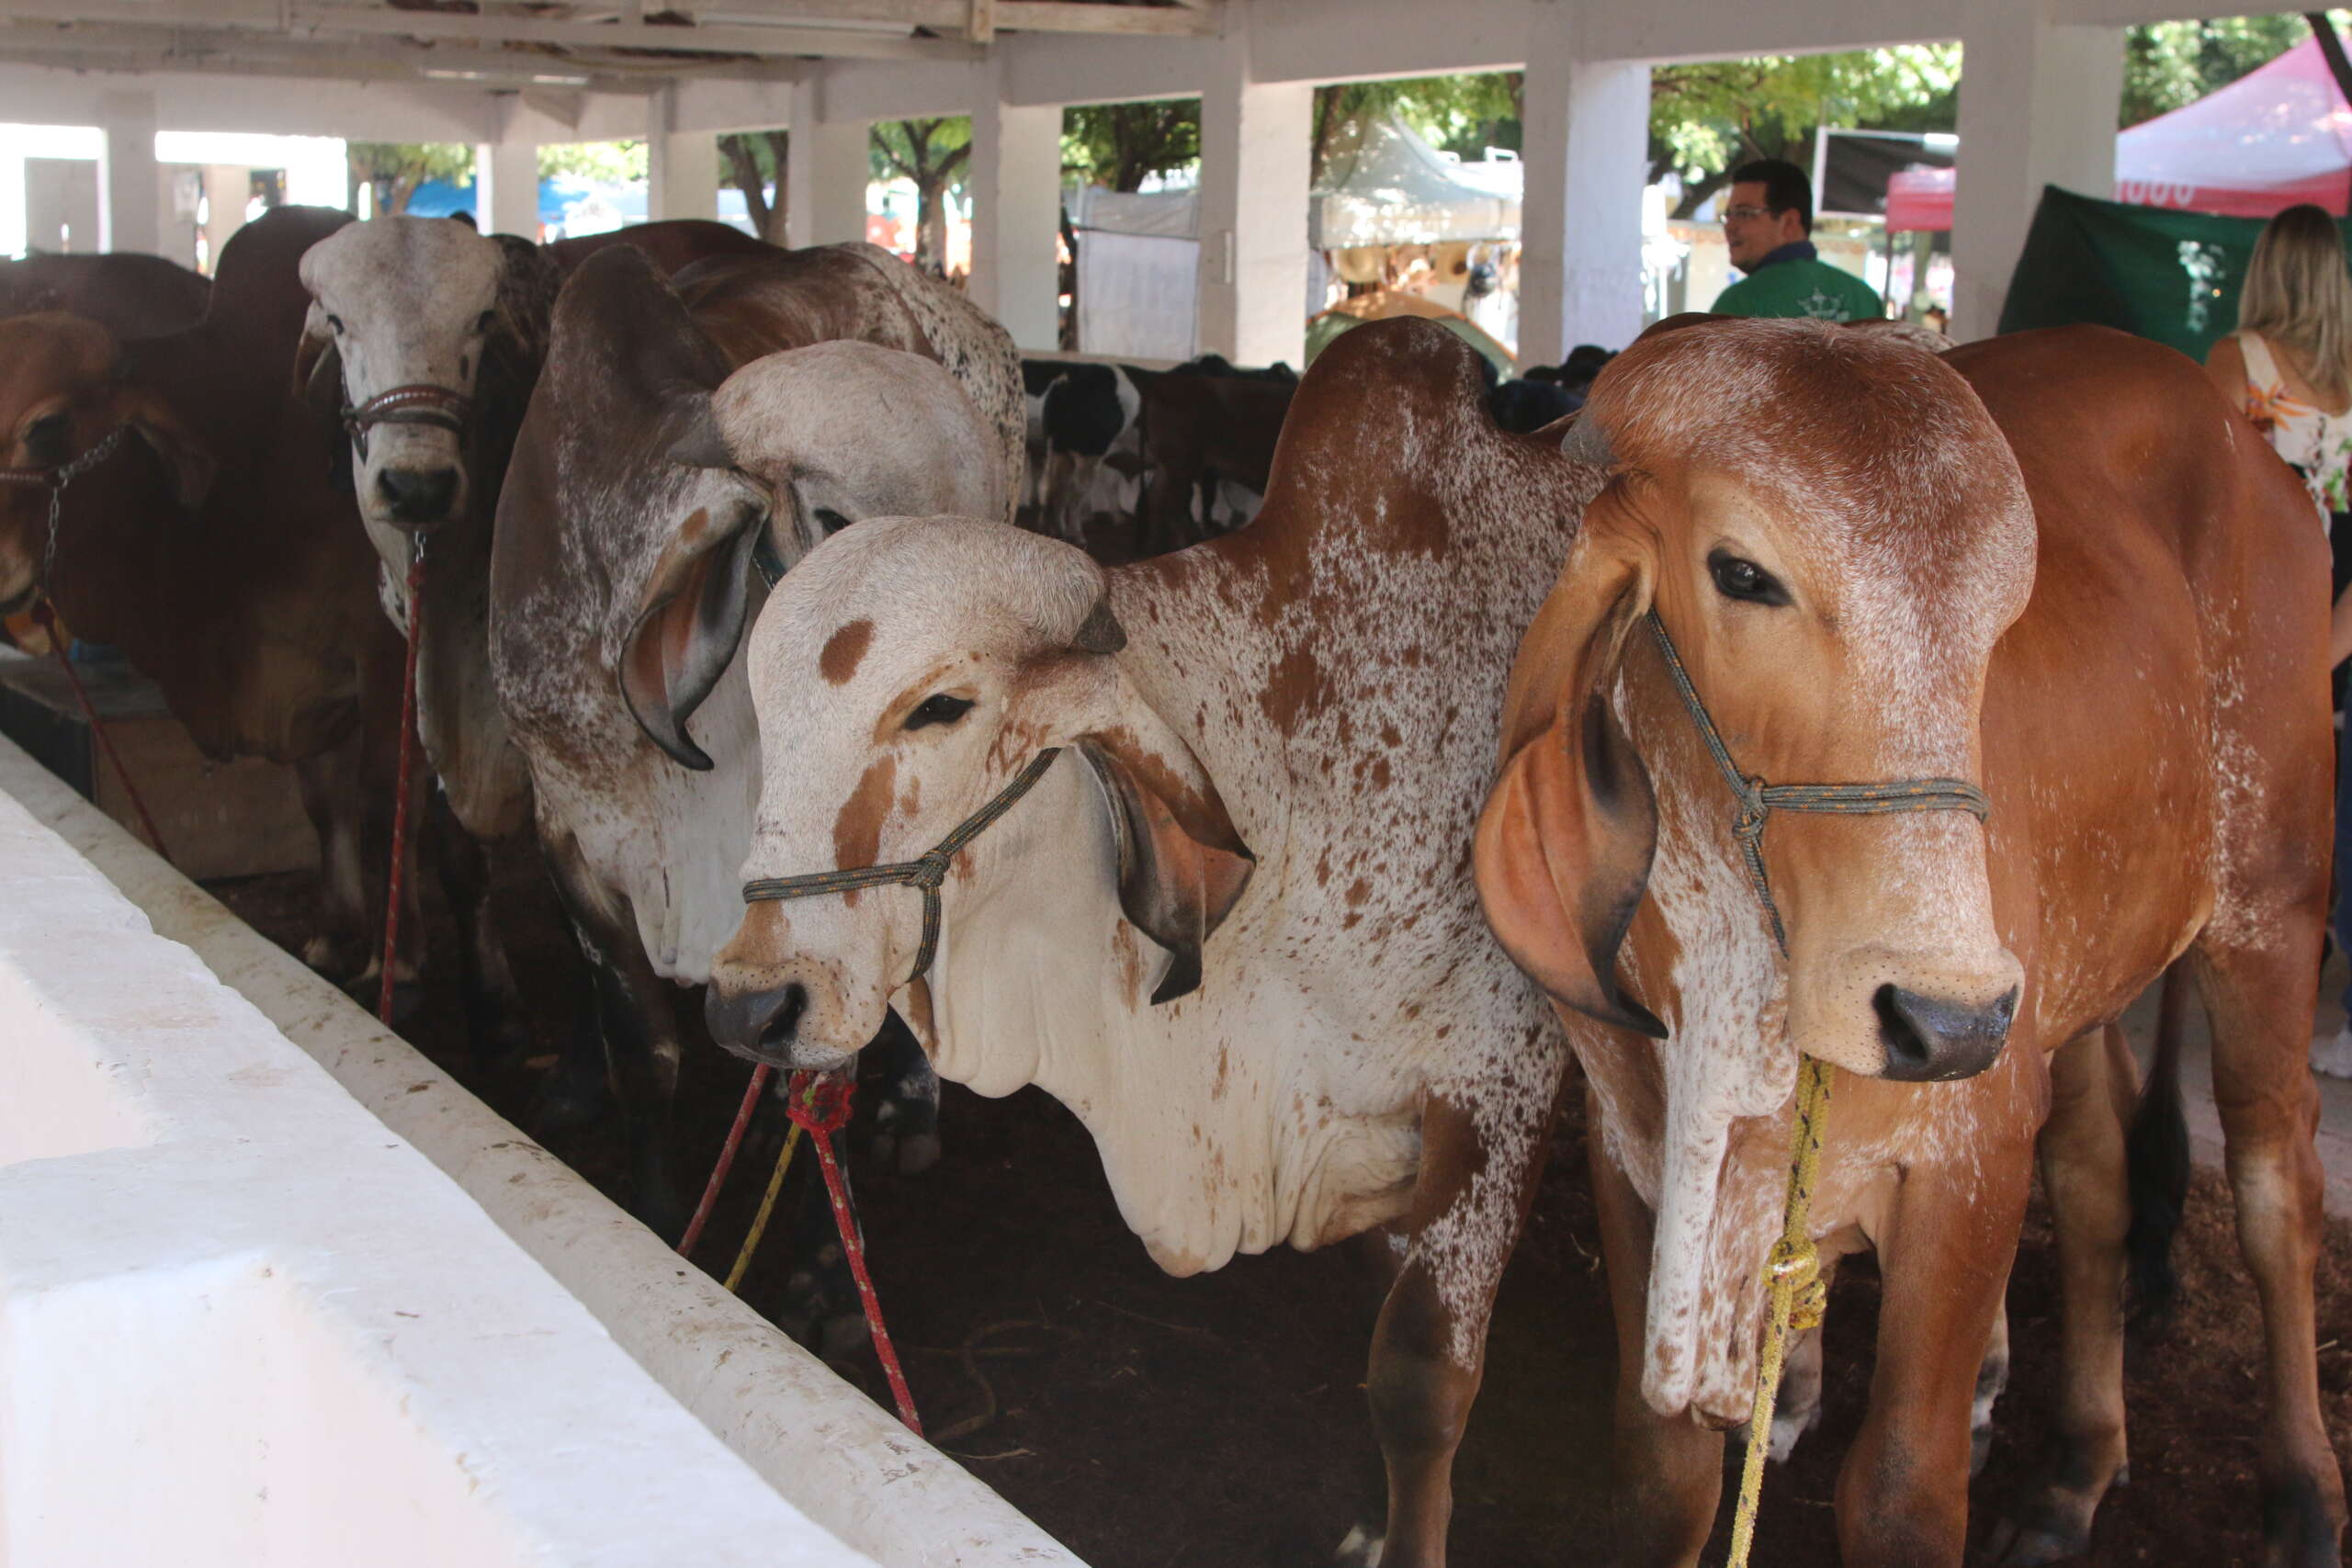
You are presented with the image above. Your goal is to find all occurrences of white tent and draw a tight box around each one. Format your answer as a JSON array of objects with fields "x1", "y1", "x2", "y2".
[{"x1": 1311, "y1": 113, "x2": 1521, "y2": 248}]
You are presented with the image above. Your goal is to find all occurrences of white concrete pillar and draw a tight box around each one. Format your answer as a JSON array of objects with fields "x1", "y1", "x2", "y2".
[
  {"x1": 1520, "y1": 9, "x2": 1649, "y2": 363},
  {"x1": 1951, "y1": 10, "x2": 2124, "y2": 340},
  {"x1": 1195, "y1": 28, "x2": 1312, "y2": 369},
  {"x1": 476, "y1": 140, "x2": 540, "y2": 239},
  {"x1": 96, "y1": 91, "x2": 159, "y2": 255},
  {"x1": 648, "y1": 87, "x2": 720, "y2": 224},
  {"x1": 967, "y1": 76, "x2": 1063, "y2": 351},
  {"x1": 786, "y1": 78, "x2": 871, "y2": 249}
]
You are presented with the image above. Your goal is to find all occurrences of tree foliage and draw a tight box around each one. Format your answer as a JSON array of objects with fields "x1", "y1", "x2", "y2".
[
  {"x1": 346, "y1": 142, "x2": 472, "y2": 215},
  {"x1": 870, "y1": 118, "x2": 970, "y2": 274},
  {"x1": 1062, "y1": 101, "x2": 1201, "y2": 192},
  {"x1": 718, "y1": 130, "x2": 790, "y2": 243},
  {"x1": 537, "y1": 141, "x2": 649, "y2": 184},
  {"x1": 2120, "y1": 15, "x2": 2329, "y2": 126},
  {"x1": 1648, "y1": 47, "x2": 1960, "y2": 214},
  {"x1": 1312, "y1": 73, "x2": 1524, "y2": 184}
]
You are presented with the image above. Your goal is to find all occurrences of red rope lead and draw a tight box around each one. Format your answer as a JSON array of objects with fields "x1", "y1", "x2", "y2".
[
  {"x1": 30, "y1": 601, "x2": 170, "y2": 863},
  {"x1": 788, "y1": 1070, "x2": 923, "y2": 1436},
  {"x1": 378, "y1": 544, "x2": 427, "y2": 1026},
  {"x1": 680, "y1": 1061, "x2": 772, "y2": 1258}
]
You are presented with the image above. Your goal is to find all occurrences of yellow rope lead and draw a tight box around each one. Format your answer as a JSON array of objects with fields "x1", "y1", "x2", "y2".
[
  {"x1": 725, "y1": 1121, "x2": 806, "y2": 1293},
  {"x1": 1726, "y1": 1054, "x2": 1836, "y2": 1568}
]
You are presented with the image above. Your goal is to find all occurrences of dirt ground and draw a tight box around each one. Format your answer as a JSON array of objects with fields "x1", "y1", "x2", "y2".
[{"x1": 208, "y1": 852, "x2": 2352, "y2": 1567}]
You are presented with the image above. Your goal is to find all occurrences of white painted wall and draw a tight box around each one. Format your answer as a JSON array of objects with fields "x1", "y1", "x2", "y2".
[
  {"x1": 0, "y1": 734, "x2": 1089, "y2": 1568},
  {"x1": 967, "y1": 67, "x2": 1063, "y2": 351}
]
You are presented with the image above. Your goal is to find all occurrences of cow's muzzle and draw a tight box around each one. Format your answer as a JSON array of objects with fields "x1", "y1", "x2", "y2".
[
  {"x1": 705, "y1": 980, "x2": 855, "y2": 1073},
  {"x1": 1873, "y1": 981, "x2": 2018, "y2": 1081},
  {"x1": 376, "y1": 464, "x2": 461, "y2": 528}
]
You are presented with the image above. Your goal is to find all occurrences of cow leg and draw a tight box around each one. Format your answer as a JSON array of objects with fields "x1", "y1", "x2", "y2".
[
  {"x1": 1986, "y1": 1024, "x2": 2135, "y2": 1566},
  {"x1": 2193, "y1": 933, "x2": 2348, "y2": 1565},
  {"x1": 543, "y1": 842, "x2": 684, "y2": 1238},
  {"x1": 1973, "y1": 1299, "x2": 2011, "y2": 1477},
  {"x1": 1835, "y1": 1148, "x2": 2030, "y2": 1567},
  {"x1": 292, "y1": 730, "x2": 371, "y2": 982},
  {"x1": 424, "y1": 789, "x2": 531, "y2": 1068},
  {"x1": 864, "y1": 1011, "x2": 941, "y2": 1176},
  {"x1": 1589, "y1": 1095, "x2": 1724, "y2": 1568},
  {"x1": 1362, "y1": 1066, "x2": 1566, "y2": 1568},
  {"x1": 1767, "y1": 1317, "x2": 1826, "y2": 1463}
]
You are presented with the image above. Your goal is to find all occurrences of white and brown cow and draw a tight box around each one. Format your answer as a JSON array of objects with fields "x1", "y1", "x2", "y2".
[
  {"x1": 489, "y1": 244, "x2": 1016, "y2": 1231},
  {"x1": 1476, "y1": 319, "x2": 2342, "y2": 1564},
  {"x1": 700, "y1": 320, "x2": 1597, "y2": 1566}
]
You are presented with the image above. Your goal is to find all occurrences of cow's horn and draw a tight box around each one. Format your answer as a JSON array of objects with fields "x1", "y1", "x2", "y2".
[
  {"x1": 1072, "y1": 596, "x2": 1126, "y2": 655},
  {"x1": 1559, "y1": 416, "x2": 1616, "y2": 466},
  {"x1": 666, "y1": 398, "x2": 732, "y2": 469}
]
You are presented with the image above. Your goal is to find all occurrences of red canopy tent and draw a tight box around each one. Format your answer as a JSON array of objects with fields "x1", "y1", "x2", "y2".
[{"x1": 1885, "y1": 37, "x2": 2352, "y2": 231}]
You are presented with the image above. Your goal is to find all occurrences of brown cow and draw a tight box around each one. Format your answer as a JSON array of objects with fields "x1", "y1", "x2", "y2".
[
  {"x1": 0, "y1": 251, "x2": 211, "y2": 338},
  {"x1": 1476, "y1": 320, "x2": 2341, "y2": 1564},
  {"x1": 0, "y1": 209, "x2": 427, "y2": 1001},
  {"x1": 1136, "y1": 372, "x2": 1293, "y2": 554}
]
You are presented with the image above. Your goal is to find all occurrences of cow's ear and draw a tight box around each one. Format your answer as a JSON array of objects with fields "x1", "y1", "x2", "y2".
[
  {"x1": 292, "y1": 305, "x2": 353, "y2": 494},
  {"x1": 1474, "y1": 511, "x2": 1664, "y2": 1037},
  {"x1": 617, "y1": 483, "x2": 772, "y2": 771},
  {"x1": 115, "y1": 384, "x2": 215, "y2": 512}
]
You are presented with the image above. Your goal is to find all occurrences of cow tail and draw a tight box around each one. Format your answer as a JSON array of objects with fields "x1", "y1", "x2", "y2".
[{"x1": 2124, "y1": 959, "x2": 2195, "y2": 1337}]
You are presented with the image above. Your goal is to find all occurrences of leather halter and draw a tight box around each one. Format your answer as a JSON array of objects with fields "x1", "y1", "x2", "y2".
[
  {"x1": 741, "y1": 748, "x2": 1064, "y2": 987},
  {"x1": 341, "y1": 384, "x2": 472, "y2": 458}
]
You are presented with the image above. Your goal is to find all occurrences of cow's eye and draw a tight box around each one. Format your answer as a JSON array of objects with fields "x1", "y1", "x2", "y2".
[
  {"x1": 326, "y1": 314, "x2": 345, "y2": 334},
  {"x1": 814, "y1": 508, "x2": 852, "y2": 536},
  {"x1": 1708, "y1": 549, "x2": 1789, "y2": 606},
  {"x1": 23, "y1": 411, "x2": 68, "y2": 462},
  {"x1": 474, "y1": 310, "x2": 496, "y2": 335},
  {"x1": 904, "y1": 694, "x2": 974, "y2": 731}
]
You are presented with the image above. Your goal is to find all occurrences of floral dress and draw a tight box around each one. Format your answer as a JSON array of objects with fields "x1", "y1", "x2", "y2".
[{"x1": 2235, "y1": 331, "x2": 2352, "y2": 527}]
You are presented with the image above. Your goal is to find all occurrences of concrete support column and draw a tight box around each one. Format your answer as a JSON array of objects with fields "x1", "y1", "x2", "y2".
[
  {"x1": 1195, "y1": 28, "x2": 1312, "y2": 368},
  {"x1": 785, "y1": 78, "x2": 870, "y2": 249},
  {"x1": 648, "y1": 87, "x2": 720, "y2": 224},
  {"x1": 1952, "y1": 10, "x2": 2123, "y2": 339},
  {"x1": 96, "y1": 91, "x2": 159, "y2": 255},
  {"x1": 476, "y1": 140, "x2": 540, "y2": 239},
  {"x1": 1520, "y1": 10, "x2": 1649, "y2": 363},
  {"x1": 967, "y1": 75, "x2": 1064, "y2": 350}
]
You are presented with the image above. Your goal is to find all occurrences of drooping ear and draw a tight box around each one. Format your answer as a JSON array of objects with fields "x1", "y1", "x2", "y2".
[
  {"x1": 1080, "y1": 721, "x2": 1255, "y2": 1005},
  {"x1": 617, "y1": 479, "x2": 772, "y2": 771},
  {"x1": 291, "y1": 303, "x2": 354, "y2": 494},
  {"x1": 115, "y1": 384, "x2": 216, "y2": 512},
  {"x1": 1474, "y1": 524, "x2": 1664, "y2": 1036}
]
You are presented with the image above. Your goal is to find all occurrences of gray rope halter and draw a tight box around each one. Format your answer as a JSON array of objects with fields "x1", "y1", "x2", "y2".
[
  {"x1": 741, "y1": 748, "x2": 1064, "y2": 987},
  {"x1": 1644, "y1": 612, "x2": 1990, "y2": 954}
]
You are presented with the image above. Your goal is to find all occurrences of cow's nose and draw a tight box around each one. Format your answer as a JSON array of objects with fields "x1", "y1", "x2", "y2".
[
  {"x1": 376, "y1": 465, "x2": 460, "y2": 525},
  {"x1": 1872, "y1": 983, "x2": 2017, "y2": 1081},
  {"x1": 706, "y1": 980, "x2": 808, "y2": 1060}
]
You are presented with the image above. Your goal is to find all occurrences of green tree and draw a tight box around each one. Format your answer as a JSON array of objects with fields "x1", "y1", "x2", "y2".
[
  {"x1": 346, "y1": 142, "x2": 473, "y2": 216},
  {"x1": 2120, "y1": 15, "x2": 2334, "y2": 125},
  {"x1": 870, "y1": 118, "x2": 970, "y2": 274},
  {"x1": 718, "y1": 130, "x2": 790, "y2": 243},
  {"x1": 1311, "y1": 73, "x2": 1524, "y2": 186},
  {"x1": 537, "y1": 141, "x2": 650, "y2": 184},
  {"x1": 1648, "y1": 46, "x2": 1961, "y2": 217},
  {"x1": 1061, "y1": 101, "x2": 1201, "y2": 192}
]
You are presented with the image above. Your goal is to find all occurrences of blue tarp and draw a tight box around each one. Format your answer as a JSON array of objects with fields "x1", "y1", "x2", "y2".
[{"x1": 396, "y1": 175, "x2": 763, "y2": 237}]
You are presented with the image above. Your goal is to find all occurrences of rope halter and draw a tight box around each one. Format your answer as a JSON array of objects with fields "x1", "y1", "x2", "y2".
[
  {"x1": 1643, "y1": 611, "x2": 1990, "y2": 958},
  {"x1": 1643, "y1": 607, "x2": 1993, "y2": 1568},
  {"x1": 741, "y1": 748, "x2": 1064, "y2": 989},
  {"x1": 341, "y1": 384, "x2": 473, "y2": 460}
]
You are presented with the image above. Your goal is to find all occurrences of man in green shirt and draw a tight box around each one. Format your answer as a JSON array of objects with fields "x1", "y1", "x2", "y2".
[{"x1": 1710, "y1": 158, "x2": 1885, "y2": 323}]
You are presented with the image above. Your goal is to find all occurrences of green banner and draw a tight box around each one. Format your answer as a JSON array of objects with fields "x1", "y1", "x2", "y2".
[{"x1": 1998, "y1": 184, "x2": 2352, "y2": 360}]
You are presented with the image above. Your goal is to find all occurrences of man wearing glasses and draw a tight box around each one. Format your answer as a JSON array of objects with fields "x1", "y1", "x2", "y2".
[{"x1": 1710, "y1": 158, "x2": 1885, "y2": 323}]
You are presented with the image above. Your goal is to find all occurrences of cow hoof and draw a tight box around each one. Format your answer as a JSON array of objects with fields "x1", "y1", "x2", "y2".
[
  {"x1": 352, "y1": 978, "x2": 426, "y2": 1030},
  {"x1": 2261, "y1": 1471, "x2": 2346, "y2": 1567},
  {"x1": 301, "y1": 933, "x2": 368, "y2": 980},
  {"x1": 818, "y1": 1309, "x2": 871, "y2": 1362},
  {"x1": 1985, "y1": 1494, "x2": 2094, "y2": 1566},
  {"x1": 1331, "y1": 1523, "x2": 1384, "y2": 1566}
]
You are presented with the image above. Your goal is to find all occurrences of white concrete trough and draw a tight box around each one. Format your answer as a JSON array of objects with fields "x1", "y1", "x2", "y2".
[{"x1": 0, "y1": 733, "x2": 1084, "y2": 1568}]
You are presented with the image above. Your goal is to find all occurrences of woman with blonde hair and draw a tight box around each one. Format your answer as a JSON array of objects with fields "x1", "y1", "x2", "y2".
[{"x1": 2206, "y1": 202, "x2": 2352, "y2": 1073}]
